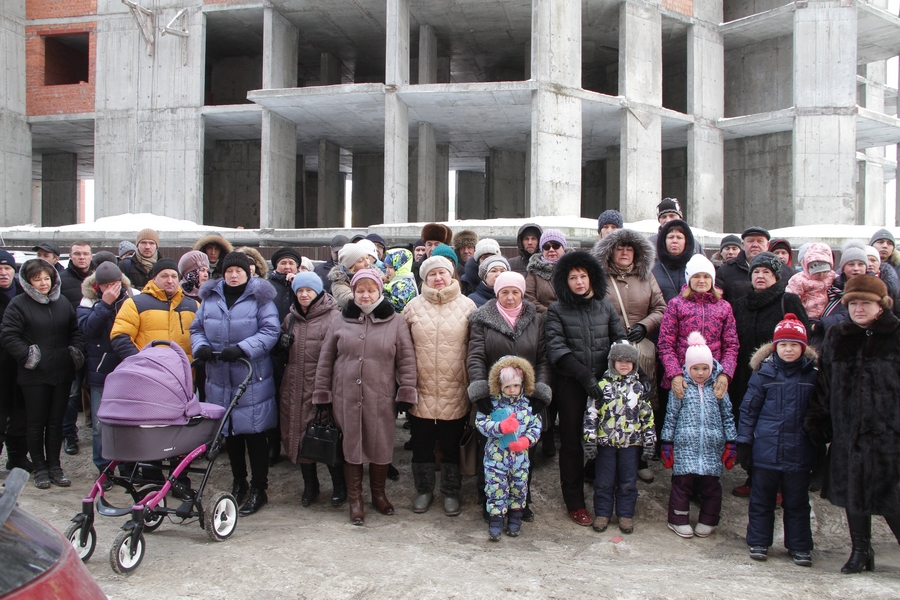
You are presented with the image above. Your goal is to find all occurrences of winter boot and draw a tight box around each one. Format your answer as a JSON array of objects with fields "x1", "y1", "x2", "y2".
[
  {"x1": 4, "y1": 436, "x2": 32, "y2": 472},
  {"x1": 239, "y1": 488, "x2": 268, "y2": 516},
  {"x1": 344, "y1": 463, "x2": 365, "y2": 525},
  {"x1": 232, "y1": 479, "x2": 249, "y2": 506},
  {"x1": 506, "y1": 510, "x2": 523, "y2": 536},
  {"x1": 488, "y1": 515, "x2": 504, "y2": 541},
  {"x1": 411, "y1": 462, "x2": 435, "y2": 513},
  {"x1": 300, "y1": 463, "x2": 320, "y2": 507},
  {"x1": 369, "y1": 463, "x2": 395, "y2": 515},
  {"x1": 33, "y1": 468, "x2": 51, "y2": 489},
  {"x1": 48, "y1": 465, "x2": 71, "y2": 487},
  {"x1": 842, "y1": 512, "x2": 875, "y2": 573},
  {"x1": 386, "y1": 463, "x2": 400, "y2": 481},
  {"x1": 440, "y1": 462, "x2": 461, "y2": 517},
  {"x1": 327, "y1": 464, "x2": 347, "y2": 507}
]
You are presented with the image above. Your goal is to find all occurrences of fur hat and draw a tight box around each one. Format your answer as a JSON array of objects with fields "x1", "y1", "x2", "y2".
[
  {"x1": 685, "y1": 254, "x2": 716, "y2": 282},
  {"x1": 474, "y1": 238, "x2": 501, "y2": 262},
  {"x1": 220, "y1": 251, "x2": 251, "y2": 280},
  {"x1": 719, "y1": 234, "x2": 742, "y2": 252},
  {"x1": 177, "y1": 250, "x2": 210, "y2": 277},
  {"x1": 271, "y1": 247, "x2": 302, "y2": 270},
  {"x1": 499, "y1": 366, "x2": 524, "y2": 388},
  {"x1": 350, "y1": 268, "x2": 383, "y2": 292},
  {"x1": 430, "y1": 243, "x2": 458, "y2": 267},
  {"x1": 597, "y1": 209, "x2": 623, "y2": 232},
  {"x1": 236, "y1": 246, "x2": 268, "y2": 279},
  {"x1": 338, "y1": 243, "x2": 369, "y2": 270},
  {"x1": 149, "y1": 258, "x2": 179, "y2": 279},
  {"x1": 478, "y1": 254, "x2": 510, "y2": 281},
  {"x1": 552, "y1": 250, "x2": 607, "y2": 306},
  {"x1": 657, "y1": 197, "x2": 683, "y2": 219},
  {"x1": 494, "y1": 271, "x2": 526, "y2": 296},
  {"x1": 488, "y1": 356, "x2": 535, "y2": 397},
  {"x1": 539, "y1": 229, "x2": 567, "y2": 251},
  {"x1": 118, "y1": 240, "x2": 137, "y2": 258},
  {"x1": 94, "y1": 262, "x2": 123, "y2": 286},
  {"x1": 421, "y1": 223, "x2": 452, "y2": 245},
  {"x1": 291, "y1": 271, "x2": 324, "y2": 296},
  {"x1": 608, "y1": 340, "x2": 640, "y2": 371},
  {"x1": 773, "y1": 313, "x2": 808, "y2": 350},
  {"x1": 748, "y1": 252, "x2": 784, "y2": 278},
  {"x1": 419, "y1": 256, "x2": 454, "y2": 281},
  {"x1": 192, "y1": 233, "x2": 233, "y2": 258},
  {"x1": 452, "y1": 230, "x2": 478, "y2": 254},
  {"x1": 135, "y1": 228, "x2": 159, "y2": 246},
  {"x1": 684, "y1": 332, "x2": 713, "y2": 371},
  {"x1": 869, "y1": 228, "x2": 895, "y2": 247},
  {"x1": 842, "y1": 274, "x2": 893, "y2": 309},
  {"x1": 91, "y1": 251, "x2": 118, "y2": 269}
]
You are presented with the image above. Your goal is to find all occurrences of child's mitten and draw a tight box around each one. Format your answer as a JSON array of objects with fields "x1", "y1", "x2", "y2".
[
  {"x1": 721, "y1": 442, "x2": 737, "y2": 470},
  {"x1": 582, "y1": 440, "x2": 597, "y2": 461},
  {"x1": 660, "y1": 442, "x2": 674, "y2": 469},
  {"x1": 641, "y1": 443, "x2": 655, "y2": 463},
  {"x1": 508, "y1": 436, "x2": 530, "y2": 453},
  {"x1": 737, "y1": 443, "x2": 752, "y2": 471},
  {"x1": 499, "y1": 415, "x2": 520, "y2": 434}
]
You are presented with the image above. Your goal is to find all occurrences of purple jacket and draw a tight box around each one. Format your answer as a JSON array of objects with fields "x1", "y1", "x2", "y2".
[{"x1": 657, "y1": 287, "x2": 739, "y2": 388}]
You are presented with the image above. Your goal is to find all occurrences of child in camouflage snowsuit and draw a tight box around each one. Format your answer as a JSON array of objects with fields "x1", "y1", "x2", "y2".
[
  {"x1": 383, "y1": 248, "x2": 419, "y2": 313},
  {"x1": 476, "y1": 356, "x2": 542, "y2": 540},
  {"x1": 583, "y1": 340, "x2": 656, "y2": 534}
]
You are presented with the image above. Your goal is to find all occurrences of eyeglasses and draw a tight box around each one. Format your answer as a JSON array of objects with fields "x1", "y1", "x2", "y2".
[{"x1": 542, "y1": 242, "x2": 562, "y2": 251}]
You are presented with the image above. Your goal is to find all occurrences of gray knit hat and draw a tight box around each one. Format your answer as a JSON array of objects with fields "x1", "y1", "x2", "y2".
[
  {"x1": 869, "y1": 228, "x2": 895, "y2": 247},
  {"x1": 478, "y1": 254, "x2": 510, "y2": 281},
  {"x1": 597, "y1": 210, "x2": 624, "y2": 232}
]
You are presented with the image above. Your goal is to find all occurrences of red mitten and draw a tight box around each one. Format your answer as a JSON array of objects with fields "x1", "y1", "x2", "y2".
[
  {"x1": 508, "y1": 436, "x2": 530, "y2": 453},
  {"x1": 722, "y1": 442, "x2": 737, "y2": 470},
  {"x1": 660, "y1": 443, "x2": 674, "y2": 470},
  {"x1": 499, "y1": 415, "x2": 520, "y2": 434}
]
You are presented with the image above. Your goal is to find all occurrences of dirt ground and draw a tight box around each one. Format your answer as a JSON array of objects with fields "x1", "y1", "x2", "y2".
[{"x1": 7, "y1": 416, "x2": 900, "y2": 599}]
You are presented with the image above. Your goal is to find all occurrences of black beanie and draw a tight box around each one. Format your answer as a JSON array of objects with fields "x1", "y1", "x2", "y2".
[
  {"x1": 271, "y1": 247, "x2": 302, "y2": 269},
  {"x1": 149, "y1": 258, "x2": 179, "y2": 279},
  {"x1": 221, "y1": 251, "x2": 252, "y2": 280}
]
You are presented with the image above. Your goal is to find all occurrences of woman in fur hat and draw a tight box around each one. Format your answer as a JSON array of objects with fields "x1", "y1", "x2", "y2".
[
  {"x1": 805, "y1": 274, "x2": 900, "y2": 573},
  {"x1": 192, "y1": 233, "x2": 234, "y2": 280}
]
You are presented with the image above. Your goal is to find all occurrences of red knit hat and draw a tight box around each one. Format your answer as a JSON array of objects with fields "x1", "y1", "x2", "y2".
[{"x1": 773, "y1": 313, "x2": 807, "y2": 349}]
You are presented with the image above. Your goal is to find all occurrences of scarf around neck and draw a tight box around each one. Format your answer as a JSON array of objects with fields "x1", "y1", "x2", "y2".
[
  {"x1": 496, "y1": 300, "x2": 523, "y2": 330},
  {"x1": 358, "y1": 295, "x2": 385, "y2": 315}
]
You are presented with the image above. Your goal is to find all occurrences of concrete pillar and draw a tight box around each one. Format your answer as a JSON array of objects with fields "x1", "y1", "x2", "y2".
[
  {"x1": 263, "y1": 8, "x2": 298, "y2": 89},
  {"x1": 529, "y1": 0, "x2": 582, "y2": 217},
  {"x1": 582, "y1": 159, "x2": 605, "y2": 218},
  {"x1": 860, "y1": 61, "x2": 886, "y2": 226},
  {"x1": 386, "y1": 0, "x2": 410, "y2": 86},
  {"x1": 260, "y1": 109, "x2": 297, "y2": 228},
  {"x1": 456, "y1": 171, "x2": 486, "y2": 219},
  {"x1": 435, "y1": 143, "x2": 450, "y2": 220},
  {"x1": 618, "y1": 1, "x2": 662, "y2": 222},
  {"x1": 416, "y1": 122, "x2": 437, "y2": 221},
  {"x1": 606, "y1": 146, "x2": 621, "y2": 212},
  {"x1": 352, "y1": 153, "x2": 385, "y2": 227},
  {"x1": 321, "y1": 53, "x2": 342, "y2": 85},
  {"x1": 41, "y1": 153, "x2": 78, "y2": 226},
  {"x1": 486, "y1": 149, "x2": 527, "y2": 218},
  {"x1": 0, "y1": 1, "x2": 31, "y2": 227},
  {"x1": 317, "y1": 139, "x2": 344, "y2": 228},
  {"x1": 418, "y1": 25, "x2": 437, "y2": 85},
  {"x1": 686, "y1": 14, "x2": 725, "y2": 232},
  {"x1": 407, "y1": 143, "x2": 418, "y2": 222},
  {"x1": 295, "y1": 157, "x2": 309, "y2": 228},
  {"x1": 383, "y1": 0, "x2": 410, "y2": 224},
  {"x1": 792, "y1": 2, "x2": 858, "y2": 225}
]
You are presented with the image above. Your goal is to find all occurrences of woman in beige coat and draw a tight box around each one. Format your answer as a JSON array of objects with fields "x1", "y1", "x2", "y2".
[
  {"x1": 313, "y1": 269, "x2": 417, "y2": 525},
  {"x1": 403, "y1": 256, "x2": 477, "y2": 516},
  {"x1": 278, "y1": 272, "x2": 343, "y2": 508}
]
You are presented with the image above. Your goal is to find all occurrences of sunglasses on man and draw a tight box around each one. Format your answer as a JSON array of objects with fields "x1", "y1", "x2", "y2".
[{"x1": 542, "y1": 242, "x2": 562, "y2": 251}]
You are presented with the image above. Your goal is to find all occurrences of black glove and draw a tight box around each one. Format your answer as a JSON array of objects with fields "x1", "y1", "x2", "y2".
[
  {"x1": 476, "y1": 398, "x2": 493, "y2": 415},
  {"x1": 68, "y1": 346, "x2": 84, "y2": 370},
  {"x1": 194, "y1": 346, "x2": 214, "y2": 362},
  {"x1": 528, "y1": 395, "x2": 548, "y2": 413},
  {"x1": 808, "y1": 319, "x2": 820, "y2": 334},
  {"x1": 806, "y1": 428, "x2": 831, "y2": 448},
  {"x1": 220, "y1": 345, "x2": 245, "y2": 362},
  {"x1": 626, "y1": 324, "x2": 647, "y2": 344},
  {"x1": 582, "y1": 378, "x2": 603, "y2": 401},
  {"x1": 737, "y1": 443, "x2": 753, "y2": 471},
  {"x1": 396, "y1": 402, "x2": 413, "y2": 414}
]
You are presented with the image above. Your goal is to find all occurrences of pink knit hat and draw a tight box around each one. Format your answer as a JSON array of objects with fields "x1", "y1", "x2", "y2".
[
  {"x1": 499, "y1": 366, "x2": 523, "y2": 386},
  {"x1": 349, "y1": 268, "x2": 383, "y2": 292},
  {"x1": 684, "y1": 332, "x2": 713, "y2": 370},
  {"x1": 494, "y1": 271, "x2": 526, "y2": 295}
]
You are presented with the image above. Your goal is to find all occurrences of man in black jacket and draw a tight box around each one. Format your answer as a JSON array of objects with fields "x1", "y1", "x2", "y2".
[
  {"x1": 33, "y1": 241, "x2": 64, "y2": 276},
  {"x1": 716, "y1": 226, "x2": 793, "y2": 304},
  {"x1": 314, "y1": 235, "x2": 348, "y2": 294},
  {"x1": 0, "y1": 249, "x2": 29, "y2": 471}
]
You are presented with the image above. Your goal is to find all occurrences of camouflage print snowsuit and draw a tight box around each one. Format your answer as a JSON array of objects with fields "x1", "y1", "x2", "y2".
[{"x1": 475, "y1": 393, "x2": 542, "y2": 516}]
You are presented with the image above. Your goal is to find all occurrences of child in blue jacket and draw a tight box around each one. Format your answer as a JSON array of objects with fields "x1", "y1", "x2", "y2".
[
  {"x1": 738, "y1": 313, "x2": 817, "y2": 567},
  {"x1": 476, "y1": 356, "x2": 542, "y2": 541}
]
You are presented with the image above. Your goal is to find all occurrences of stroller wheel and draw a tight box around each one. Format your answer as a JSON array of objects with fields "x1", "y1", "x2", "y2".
[
  {"x1": 64, "y1": 522, "x2": 97, "y2": 562},
  {"x1": 205, "y1": 491, "x2": 238, "y2": 542},
  {"x1": 110, "y1": 530, "x2": 145, "y2": 575},
  {"x1": 137, "y1": 486, "x2": 167, "y2": 532}
]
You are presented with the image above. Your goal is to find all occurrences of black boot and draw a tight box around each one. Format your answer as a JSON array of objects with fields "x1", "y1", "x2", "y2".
[
  {"x1": 327, "y1": 464, "x2": 347, "y2": 507},
  {"x1": 842, "y1": 512, "x2": 875, "y2": 574},
  {"x1": 239, "y1": 488, "x2": 268, "y2": 516},
  {"x1": 386, "y1": 463, "x2": 400, "y2": 481},
  {"x1": 300, "y1": 463, "x2": 320, "y2": 507},
  {"x1": 231, "y1": 479, "x2": 249, "y2": 506},
  {"x1": 4, "y1": 436, "x2": 32, "y2": 472}
]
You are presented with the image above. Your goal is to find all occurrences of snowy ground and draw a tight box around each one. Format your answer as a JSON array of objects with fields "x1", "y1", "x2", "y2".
[{"x1": 7, "y1": 415, "x2": 900, "y2": 600}]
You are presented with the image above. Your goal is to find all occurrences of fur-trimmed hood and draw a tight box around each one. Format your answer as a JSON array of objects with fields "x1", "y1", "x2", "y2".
[
  {"x1": 80, "y1": 271, "x2": 133, "y2": 301},
  {"x1": 551, "y1": 250, "x2": 608, "y2": 306},
  {"x1": 236, "y1": 246, "x2": 268, "y2": 279},
  {"x1": 18, "y1": 259, "x2": 61, "y2": 304},
  {"x1": 197, "y1": 275, "x2": 277, "y2": 304},
  {"x1": 592, "y1": 228, "x2": 657, "y2": 281},
  {"x1": 656, "y1": 219, "x2": 696, "y2": 271},
  {"x1": 749, "y1": 342, "x2": 818, "y2": 372},
  {"x1": 488, "y1": 355, "x2": 536, "y2": 397},
  {"x1": 525, "y1": 251, "x2": 556, "y2": 281},
  {"x1": 192, "y1": 233, "x2": 234, "y2": 256}
]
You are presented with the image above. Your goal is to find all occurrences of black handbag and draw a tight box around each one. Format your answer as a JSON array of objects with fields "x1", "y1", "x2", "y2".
[{"x1": 300, "y1": 407, "x2": 344, "y2": 467}]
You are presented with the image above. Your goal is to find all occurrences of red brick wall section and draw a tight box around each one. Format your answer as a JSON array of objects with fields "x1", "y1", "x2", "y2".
[
  {"x1": 27, "y1": 0, "x2": 97, "y2": 20},
  {"x1": 663, "y1": 0, "x2": 693, "y2": 16},
  {"x1": 26, "y1": 23, "x2": 96, "y2": 116}
]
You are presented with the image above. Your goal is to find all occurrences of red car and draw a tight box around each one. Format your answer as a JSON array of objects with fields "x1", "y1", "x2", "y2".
[{"x1": 1, "y1": 469, "x2": 106, "y2": 600}]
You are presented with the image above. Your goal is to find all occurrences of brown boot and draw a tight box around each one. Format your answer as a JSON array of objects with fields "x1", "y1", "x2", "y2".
[
  {"x1": 343, "y1": 463, "x2": 365, "y2": 525},
  {"x1": 369, "y1": 463, "x2": 394, "y2": 515}
]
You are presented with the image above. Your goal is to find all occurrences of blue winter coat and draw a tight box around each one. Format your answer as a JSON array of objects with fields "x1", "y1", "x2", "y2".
[
  {"x1": 190, "y1": 278, "x2": 280, "y2": 436},
  {"x1": 737, "y1": 343, "x2": 818, "y2": 472},
  {"x1": 76, "y1": 272, "x2": 135, "y2": 387},
  {"x1": 660, "y1": 359, "x2": 737, "y2": 477}
]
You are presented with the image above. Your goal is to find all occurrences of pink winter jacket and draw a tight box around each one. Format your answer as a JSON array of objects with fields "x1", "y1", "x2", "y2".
[
  {"x1": 657, "y1": 289, "x2": 739, "y2": 388},
  {"x1": 786, "y1": 243, "x2": 836, "y2": 319}
]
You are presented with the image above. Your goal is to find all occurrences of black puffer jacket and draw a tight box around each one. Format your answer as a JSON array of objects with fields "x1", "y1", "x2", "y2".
[
  {"x1": 651, "y1": 219, "x2": 696, "y2": 303},
  {"x1": 60, "y1": 261, "x2": 91, "y2": 309},
  {"x1": 466, "y1": 299, "x2": 552, "y2": 409},
  {"x1": 0, "y1": 261, "x2": 84, "y2": 386},
  {"x1": 508, "y1": 222, "x2": 543, "y2": 275},
  {"x1": 268, "y1": 271, "x2": 294, "y2": 323},
  {"x1": 545, "y1": 251, "x2": 627, "y2": 383}
]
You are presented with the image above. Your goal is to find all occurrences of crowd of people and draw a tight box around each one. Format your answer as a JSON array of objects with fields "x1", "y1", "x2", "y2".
[{"x1": 1, "y1": 206, "x2": 899, "y2": 573}]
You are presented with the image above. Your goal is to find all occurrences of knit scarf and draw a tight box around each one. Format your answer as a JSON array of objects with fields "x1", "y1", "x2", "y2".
[
  {"x1": 608, "y1": 262, "x2": 634, "y2": 281},
  {"x1": 135, "y1": 252, "x2": 156, "y2": 273},
  {"x1": 496, "y1": 301, "x2": 523, "y2": 330},
  {"x1": 358, "y1": 295, "x2": 385, "y2": 315}
]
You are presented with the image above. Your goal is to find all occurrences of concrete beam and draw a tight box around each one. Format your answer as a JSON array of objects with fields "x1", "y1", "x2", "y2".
[
  {"x1": 317, "y1": 139, "x2": 344, "y2": 228},
  {"x1": 352, "y1": 153, "x2": 385, "y2": 227},
  {"x1": 260, "y1": 109, "x2": 297, "y2": 229},
  {"x1": 42, "y1": 153, "x2": 78, "y2": 227}
]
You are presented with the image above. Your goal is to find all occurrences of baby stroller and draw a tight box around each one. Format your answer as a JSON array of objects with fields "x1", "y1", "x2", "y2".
[{"x1": 65, "y1": 340, "x2": 251, "y2": 575}]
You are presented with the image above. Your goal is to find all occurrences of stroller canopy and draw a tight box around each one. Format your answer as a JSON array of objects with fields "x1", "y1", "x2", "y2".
[{"x1": 98, "y1": 341, "x2": 225, "y2": 426}]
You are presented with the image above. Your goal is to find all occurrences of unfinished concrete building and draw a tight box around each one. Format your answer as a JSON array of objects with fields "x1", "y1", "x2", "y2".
[{"x1": 3, "y1": 0, "x2": 899, "y2": 231}]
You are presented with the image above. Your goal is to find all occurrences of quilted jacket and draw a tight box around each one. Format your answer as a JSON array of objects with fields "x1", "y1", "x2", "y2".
[
  {"x1": 110, "y1": 280, "x2": 198, "y2": 361},
  {"x1": 404, "y1": 280, "x2": 476, "y2": 421}
]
